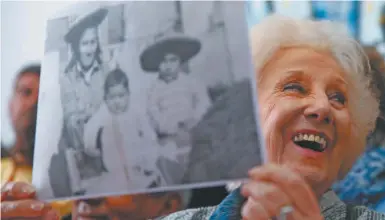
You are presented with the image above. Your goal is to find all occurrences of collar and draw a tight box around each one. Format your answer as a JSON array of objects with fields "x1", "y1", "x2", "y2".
[{"x1": 76, "y1": 61, "x2": 100, "y2": 85}]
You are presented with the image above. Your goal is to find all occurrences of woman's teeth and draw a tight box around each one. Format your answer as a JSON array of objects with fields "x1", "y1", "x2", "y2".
[{"x1": 293, "y1": 133, "x2": 327, "y2": 149}]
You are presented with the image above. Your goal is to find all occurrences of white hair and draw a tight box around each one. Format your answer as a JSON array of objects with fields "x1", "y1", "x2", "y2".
[{"x1": 247, "y1": 14, "x2": 380, "y2": 178}]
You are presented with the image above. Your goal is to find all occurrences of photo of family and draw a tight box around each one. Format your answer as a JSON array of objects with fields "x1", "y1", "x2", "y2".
[{"x1": 33, "y1": 1, "x2": 263, "y2": 200}]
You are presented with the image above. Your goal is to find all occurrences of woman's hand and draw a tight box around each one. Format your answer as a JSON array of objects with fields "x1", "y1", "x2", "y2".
[
  {"x1": 1, "y1": 182, "x2": 59, "y2": 220},
  {"x1": 240, "y1": 164, "x2": 323, "y2": 220}
]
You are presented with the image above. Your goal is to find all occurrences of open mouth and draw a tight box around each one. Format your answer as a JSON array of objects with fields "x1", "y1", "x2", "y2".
[{"x1": 292, "y1": 133, "x2": 329, "y2": 152}]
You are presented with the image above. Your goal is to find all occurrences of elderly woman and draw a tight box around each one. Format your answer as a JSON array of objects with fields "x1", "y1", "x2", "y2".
[{"x1": 2, "y1": 15, "x2": 385, "y2": 220}]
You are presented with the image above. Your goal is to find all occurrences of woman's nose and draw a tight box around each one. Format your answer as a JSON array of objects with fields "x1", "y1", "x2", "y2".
[{"x1": 304, "y1": 94, "x2": 333, "y2": 124}]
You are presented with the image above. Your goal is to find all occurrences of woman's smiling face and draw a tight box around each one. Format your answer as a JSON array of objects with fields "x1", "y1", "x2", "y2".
[{"x1": 258, "y1": 47, "x2": 353, "y2": 195}]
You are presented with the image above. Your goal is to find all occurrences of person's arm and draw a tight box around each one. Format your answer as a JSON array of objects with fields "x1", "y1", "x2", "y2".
[
  {"x1": 83, "y1": 107, "x2": 104, "y2": 157},
  {"x1": 137, "y1": 114, "x2": 160, "y2": 145},
  {"x1": 149, "y1": 82, "x2": 188, "y2": 136},
  {"x1": 59, "y1": 72, "x2": 80, "y2": 117},
  {"x1": 136, "y1": 115, "x2": 164, "y2": 164},
  {"x1": 59, "y1": 73, "x2": 88, "y2": 149},
  {"x1": 83, "y1": 64, "x2": 109, "y2": 121},
  {"x1": 137, "y1": 112, "x2": 184, "y2": 184},
  {"x1": 146, "y1": 86, "x2": 173, "y2": 136},
  {"x1": 190, "y1": 80, "x2": 212, "y2": 126},
  {"x1": 146, "y1": 86, "x2": 161, "y2": 134}
]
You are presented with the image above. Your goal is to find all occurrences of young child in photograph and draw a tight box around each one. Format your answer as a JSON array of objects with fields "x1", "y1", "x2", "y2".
[{"x1": 82, "y1": 68, "x2": 164, "y2": 195}]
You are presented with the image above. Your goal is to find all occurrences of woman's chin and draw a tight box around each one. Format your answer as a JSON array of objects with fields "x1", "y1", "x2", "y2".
[{"x1": 285, "y1": 162, "x2": 327, "y2": 185}]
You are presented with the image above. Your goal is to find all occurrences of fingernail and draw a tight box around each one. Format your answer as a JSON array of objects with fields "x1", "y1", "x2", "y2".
[
  {"x1": 77, "y1": 201, "x2": 91, "y2": 214},
  {"x1": 240, "y1": 186, "x2": 247, "y2": 196},
  {"x1": 281, "y1": 205, "x2": 294, "y2": 214},
  {"x1": 241, "y1": 205, "x2": 247, "y2": 217},
  {"x1": 44, "y1": 210, "x2": 60, "y2": 220},
  {"x1": 1, "y1": 203, "x2": 17, "y2": 212},
  {"x1": 1, "y1": 182, "x2": 16, "y2": 195},
  {"x1": 22, "y1": 185, "x2": 36, "y2": 194},
  {"x1": 31, "y1": 202, "x2": 45, "y2": 211}
]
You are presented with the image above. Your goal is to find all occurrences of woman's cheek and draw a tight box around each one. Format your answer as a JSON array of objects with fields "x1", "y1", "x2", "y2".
[
  {"x1": 334, "y1": 110, "x2": 353, "y2": 148},
  {"x1": 335, "y1": 111, "x2": 358, "y2": 170},
  {"x1": 261, "y1": 98, "x2": 305, "y2": 162},
  {"x1": 340, "y1": 111, "x2": 352, "y2": 134},
  {"x1": 261, "y1": 105, "x2": 286, "y2": 162}
]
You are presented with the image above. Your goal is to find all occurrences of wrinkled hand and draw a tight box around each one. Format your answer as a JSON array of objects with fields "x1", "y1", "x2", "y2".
[
  {"x1": 1, "y1": 182, "x2": 59, "y2": 220},
  {"x1": 240, "y1": 164, "x2": 323, "y2": 220}
]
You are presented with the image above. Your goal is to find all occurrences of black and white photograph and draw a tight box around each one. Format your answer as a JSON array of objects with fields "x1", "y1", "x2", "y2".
[{"x1": 33, "y1": 1, "x2": 264, "y2": 201}]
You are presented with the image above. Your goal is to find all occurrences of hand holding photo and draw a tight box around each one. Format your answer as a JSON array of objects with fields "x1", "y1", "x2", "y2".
[{"x1": 33, "y1": 1, "x2": 264, "y2": 201}]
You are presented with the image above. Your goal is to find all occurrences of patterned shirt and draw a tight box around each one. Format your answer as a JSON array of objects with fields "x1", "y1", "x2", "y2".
[
  {"x1": 158, "y1": 188, "x2": 385, "y2": 220},
  {"x1": 333, "y1": 147, "x2": 385, "y2": 210}
]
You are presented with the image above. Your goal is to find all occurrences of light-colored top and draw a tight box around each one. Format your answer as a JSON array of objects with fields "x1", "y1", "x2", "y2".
[
  {"x1": 83, "y1": 104, "x2": 163, "y2": 193},
  {"x1": 147, "y1": 73, "x2": 212, "y2": 135},
  {"x1": 60, "y1": 61, "x2": 107, "y2": 118}
]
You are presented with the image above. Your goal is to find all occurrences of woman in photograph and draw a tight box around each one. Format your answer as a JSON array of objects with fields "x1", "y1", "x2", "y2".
[
  {"x1": 50, "y1": 8, "x2": 111, "y2": 197},
  {"x1": 59, "y1": 7, "x2": 108, "y2": 151},
  {"x1": 2, "y1": 15, "x2": 385, "y2": 220}
]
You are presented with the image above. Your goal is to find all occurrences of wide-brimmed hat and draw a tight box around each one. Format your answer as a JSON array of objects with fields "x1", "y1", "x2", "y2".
[
  {"x1": 140, "y1": 34, "x2": 201, "y2": 72},
  {"x1": 64, "y1": 8, "x2": 108, "y2": 44}
]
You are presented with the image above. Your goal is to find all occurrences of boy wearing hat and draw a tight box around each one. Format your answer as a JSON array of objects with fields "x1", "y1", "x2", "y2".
[{"x1": 140, "y1": 35, "x2": 212, "y2": 184}]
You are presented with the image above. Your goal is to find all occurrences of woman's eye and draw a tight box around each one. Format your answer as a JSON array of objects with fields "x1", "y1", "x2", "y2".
[
  {"x1": 283, "y1": 83, "x2": 306, "y2": 93},
  {"x1": 330, "y1": 92, "x2": 346, "y2": 105}
]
